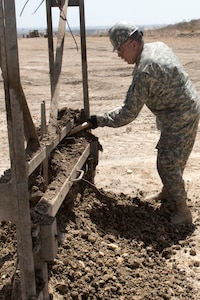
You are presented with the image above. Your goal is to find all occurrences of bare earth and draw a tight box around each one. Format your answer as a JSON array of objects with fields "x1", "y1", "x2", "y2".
[{"x1": 0, "y1": 33, "x2": 200, "y2": 299}]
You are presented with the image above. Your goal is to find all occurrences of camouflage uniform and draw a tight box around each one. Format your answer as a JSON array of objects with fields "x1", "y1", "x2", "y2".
[{"x1": 96, "y1": 42, "x2": 200, "y2": 204}]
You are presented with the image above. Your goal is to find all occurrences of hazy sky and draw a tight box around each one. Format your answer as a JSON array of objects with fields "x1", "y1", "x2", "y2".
[{"x1": 16, "y1": 0, "x2": 200, "y2": 29}]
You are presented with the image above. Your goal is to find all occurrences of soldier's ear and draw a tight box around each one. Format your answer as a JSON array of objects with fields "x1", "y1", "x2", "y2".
[{"x1": 131, "y1": 40, "x2": 137, "y2": 49}]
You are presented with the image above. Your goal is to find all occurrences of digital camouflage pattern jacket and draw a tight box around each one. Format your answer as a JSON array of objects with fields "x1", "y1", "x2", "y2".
[{"x1": 97, "y1": 42, "x2": 200, "y2": 148}]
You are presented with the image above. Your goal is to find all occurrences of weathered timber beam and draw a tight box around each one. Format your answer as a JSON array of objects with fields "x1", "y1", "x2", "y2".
[
  {"x1": 2, "y1": 1, "x2": 37, "y2": 298},
  {"x1": 0, "y1": 182, "x2": 17, "y2": 221},
  {"x1": 27, "y1": 119, "x2": 74, "y2": 176},
  {"x1": 19, "y1": 84, "x2": 40, "y2": 150},
  {"x1": 33, "y1": 144, "x2": 90, "y2": 217},
  {"x1": 0, "y1": 19, "x2": 40, "y2": 149},
  {"x1": 48, "y1": 0, "x2": 69, "y2": 136}
]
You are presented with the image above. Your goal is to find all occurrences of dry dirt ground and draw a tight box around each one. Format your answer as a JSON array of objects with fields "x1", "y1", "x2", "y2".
[{"x1": 0, "y1": 32, "x2": 200, "y2": 299}]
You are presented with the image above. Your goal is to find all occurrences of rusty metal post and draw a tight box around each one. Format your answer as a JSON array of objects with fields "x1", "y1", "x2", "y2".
[{"x1": 79, "y1": 0, "x2": 90, "y2": 118}]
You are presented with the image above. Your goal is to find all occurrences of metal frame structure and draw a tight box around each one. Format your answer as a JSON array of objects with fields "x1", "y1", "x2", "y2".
[{"x1": 0, "y1": 0, "x2": 96, "y2": 299}]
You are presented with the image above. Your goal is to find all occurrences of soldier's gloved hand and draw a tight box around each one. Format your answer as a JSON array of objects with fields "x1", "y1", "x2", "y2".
[{"x1": 87, "y1": 115, "x2": 98, "y2": 129}]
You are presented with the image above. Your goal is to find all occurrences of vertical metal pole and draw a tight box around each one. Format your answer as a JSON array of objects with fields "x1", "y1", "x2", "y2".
[
  {"x1": 46, "y1": 0, "x2": 55, "y2": 97},
  {"x1": 41, "y1": 100, "x2": 47, "y2": 138},
  {"x1": 79, "y1": 0, "x2": 90, "y2": 118},
  {"x1": 41, "y1": 100, "x2": 49, "y2": 186}
]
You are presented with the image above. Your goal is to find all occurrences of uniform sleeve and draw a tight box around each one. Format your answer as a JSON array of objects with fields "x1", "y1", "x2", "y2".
[{"x1": 96, "y1": 74, "x2": 147, "y2": 128}]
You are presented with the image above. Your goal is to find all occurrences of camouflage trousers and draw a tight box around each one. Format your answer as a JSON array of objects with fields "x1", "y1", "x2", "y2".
[{"x1": 156, "y1": 116, "x2": 199, "y2": 204}]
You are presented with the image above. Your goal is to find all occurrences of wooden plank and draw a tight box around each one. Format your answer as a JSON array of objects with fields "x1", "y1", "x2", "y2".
[
  {"x1": 20, "y1": 85, "x2": 40, "y2": 149},
  {"x1": 0, "y1": 16, "x2": 39, "y2": 148},
  {"x1": 0, "y1": 182, "x2": 17, "y2": 221},
  {"x1": 41, "y1": 221, "x2": 58, "y2": 261},
  {"x1": 27, "y1": 119, "x2": 74, "y2": 175},
  {"x1": 3, "y1": 1, "x2": 37, "y2": 298},
  {"x1": 48, "y1": 0, "x2": 69, "y2": 136},
  {"x1": 27, "y1": 146, "x2": 46, "y2": 175},
  {"x1": 34, "y1": 144, "x2": 90, "y2": 217},
  {"x1": 33, "y1": 256, "x2": 50, "y2": 299}
]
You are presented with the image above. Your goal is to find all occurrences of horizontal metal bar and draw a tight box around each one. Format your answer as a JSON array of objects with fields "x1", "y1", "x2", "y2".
[
  {"x1": 68, "y1": 0, "x2": 80, "y2": 6},
  {"x1": 50, "y1": 0, "x2": 61, "y2": 7}
]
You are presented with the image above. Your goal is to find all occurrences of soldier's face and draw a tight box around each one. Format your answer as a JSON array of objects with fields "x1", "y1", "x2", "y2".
[{"x1": 117, "y1": 39, "x2": 139, "y2": 64}]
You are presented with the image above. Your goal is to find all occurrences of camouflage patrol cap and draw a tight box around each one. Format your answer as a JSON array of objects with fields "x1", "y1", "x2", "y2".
[{"x1": 109, "y1": 21, "x2": 138, "y2": 51}]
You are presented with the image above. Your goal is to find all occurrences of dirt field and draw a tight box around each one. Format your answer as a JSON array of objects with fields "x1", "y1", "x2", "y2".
[{"x1": 0, "y1": 32, "x2": 200, "y2": 299}]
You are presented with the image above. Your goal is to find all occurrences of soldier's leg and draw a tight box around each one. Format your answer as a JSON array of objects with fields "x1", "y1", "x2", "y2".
[
  {"x1": 157, "y1": 147, "x2": 187, "y2": 201},
  {"x1": 157, "y1": 115, "x2": 199, "y2": 224},
  {"x1": 146, "y1": 130, "x2": 196, "y2": 204},
  {"x1": 158, "y1": 141, "x2": 198, "y2": 223},
  {"x1": 157, "y1": 147, "x2": 192, "y2": 224}
]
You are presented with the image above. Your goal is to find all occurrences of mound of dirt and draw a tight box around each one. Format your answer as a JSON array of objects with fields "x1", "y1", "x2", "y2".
[
  {"x1": 1, "y1": 181, "x2": 198, "y2": 299},
  {"x1": 145, "y1": 18, "x2": 200, "y2": 37}
]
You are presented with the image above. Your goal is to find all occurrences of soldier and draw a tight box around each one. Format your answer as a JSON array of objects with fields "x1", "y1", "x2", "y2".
[{"x1": 88, "y1": 21, "x2": 200, "y2": 225}]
